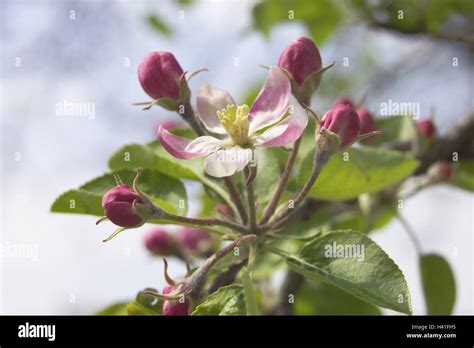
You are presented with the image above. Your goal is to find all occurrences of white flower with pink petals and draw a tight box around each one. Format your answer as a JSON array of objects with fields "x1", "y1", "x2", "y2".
[{"x1": 157, "y1": 67, "x2": 308, "y2": 177}]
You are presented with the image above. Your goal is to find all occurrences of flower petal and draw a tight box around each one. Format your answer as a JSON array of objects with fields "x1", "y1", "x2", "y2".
[
  {"x1": 203, "y1": 147, "x2": 253, "y2": 177},
  {"x1": 157, "y1": 126, "x2": 220, "y2": 159},
  {"x1": 196, "y1": 83, "x2": 235, "y2": 135},
  {"x1": 248, "y1": 66, "x2": 291, "y2": 134},
  {"x1": 185, "y1": 136, "x2": 224, "y2": 154},
  {"x1": 254, "y1": 95, "x2": 308, "y2": 147}
]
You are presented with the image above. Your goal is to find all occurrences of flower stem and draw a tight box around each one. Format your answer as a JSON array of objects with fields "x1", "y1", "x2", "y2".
[
  {"x1": 156, "y1": 208, "x2": 248, "y2": 234},
  {"x1": 259, "y1": 137, "x2": 302, "y2": 226},
  {"x1": 245, "y1": 167, "x2": 257, "y2": 232},
  {"x1": 181, "y1": 102, "x2": 206, "y2": 136},
  {"x1": 242, "y1": 266, "x2": 259, "y2": 315},
  {"x1": 186, "y1": 234, "x2": 257, "y2": 299},
  {"x1": 224, "y1": 176, "x2": 248, "y2": 225},
  {"x1": 263, "y1": 148, "x2": 330, "y2": 230}
]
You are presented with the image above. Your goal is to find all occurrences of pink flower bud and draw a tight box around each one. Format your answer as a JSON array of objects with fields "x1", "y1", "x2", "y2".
[
  {"x1": 277, "y1": 37, "x2": 322, "y2": 85},
  {"x1": 144, "y1": 229, "x2": 176, "y2": 256},
  {"x1": 416, "y1": 119, "x2": 436, "y2": 139},
  {"x1": 102, "y1": 185, "x2": 145, "y2": 228},
  {"x1": 138, "y1": 51, "x2": 184, "y2": 100},
  {"x1": 177, "y1": 228, "x2": 213, "y2": 257},
  {"x1": 333, "y1": 97, "x2": 354, "y2": 108},
  {"x1": 320, "y1": 105, "x2": 360, "y2": 147},
  {"x1": 428, "y1": 161, "x2": 453, "y2": 182},
  {"x1": 356, "y1": 108, "x2": 377, "y2": 134},
  {"x1": 162, "y1": 285, "x2": 190, "y2": 316}
]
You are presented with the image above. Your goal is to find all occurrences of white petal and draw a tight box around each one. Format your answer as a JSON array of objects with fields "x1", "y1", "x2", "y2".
[
  {"x1": 203, "y1": 147, "x2": 254, "y2": 177},
  {"x1": 196, "y1": 84, "x2": 234, "y2": 135},
  {"x1": 185, "y1": 136, "x2": 224, "y2": 155}
]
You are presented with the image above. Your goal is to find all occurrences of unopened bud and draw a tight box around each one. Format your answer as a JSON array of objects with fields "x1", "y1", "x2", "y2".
[
  {"x1": 144, "y1": 229, "x2": 177, "y2": 256},
  {"x1": 320, "y1": 104, "x2": 360, "y2": 148},
  {"x1": 416, "y1": 119, "x2": 436, "y2": 140},
  {"x1": 102, "y1": 185, "x2": 146, "y2": 228},
  {"x1": 277, "y1": 37, "x2": 322, "y2": 85},
  {"x1": 138, "y1": 51, "x2": 184, "y2": 100}
]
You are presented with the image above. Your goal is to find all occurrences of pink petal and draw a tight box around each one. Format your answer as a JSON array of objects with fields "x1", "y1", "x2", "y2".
[
  {"x1": 157, "y1": 126, "x2": 219, "y2": 159},
  {"x1": 196, "y1": 84, "x2": 235, "y2": 135},
  {"x1": 248, "y1": 66, "x2": 291, "y2": 134},
  {"x1": 254, "y1": 95, "x2": 308, "y2": 147},
  {"x1": 203, "y1": 147, "x2": 254, "y2": 177}
]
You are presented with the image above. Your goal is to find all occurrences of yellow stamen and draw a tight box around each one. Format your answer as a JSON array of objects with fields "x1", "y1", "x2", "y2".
[{"x1": 217, "y1": 104, "x2": 251, "y2": 146}]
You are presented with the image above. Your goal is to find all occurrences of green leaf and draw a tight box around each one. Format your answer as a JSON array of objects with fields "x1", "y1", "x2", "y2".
[
  {"x1": 294, "y1": 280, "x2": 381, "y2": 315},
  {"x1": 147, "y1": 14, "x2": 172, "y2": 36},
  {"x1": 306, "y1": 147, "x2": 419, "y2": 201},
  {"x1": 51, "y1": 189, "x2": 103, "y2": 216},
  {"x1": 283, "y1": 231, "x2": 412, "y2": 314},
  {"x1": 252, "y1": 251, "x2": 285, "y2": 278},
  {"x1": 192, "y1": 285, "x2": 246, "y2": 315},
  {"x1": 95, "y1": 301, "x2": 129, "y2": 316},
  {"x1": 108, "y1": 143, "x2": 198, "y2": 180},
  {"x1": 127, "y1": 288, "x2": 163, "y2": 316},
  {"x1": 253, "y1": 147, "x2": 282, "y2": 205},
  {"x1": 450, "y1": 159, "x2": 474, "y2": 191},
  {"x1": 251, "y1": 0, "x2": 341, "y2": 44},
  {"x1": 372, "y1": 116, "x2": 417, "y2": 145},
  {"x1": 51, "y1": 169, "x2": 187, "y2": 217},
  {"x1": 420, "y1": 254, "x2": 456, "y2": 315}
]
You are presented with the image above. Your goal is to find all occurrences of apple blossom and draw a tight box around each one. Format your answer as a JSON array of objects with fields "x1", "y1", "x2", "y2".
[{"x1": 157, "y1": 67, "x2": 308, "y2": 177}]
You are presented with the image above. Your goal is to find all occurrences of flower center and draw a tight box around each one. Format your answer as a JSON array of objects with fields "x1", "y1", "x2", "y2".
[{"x1": 217, "y1": 104, "x2": 251, "y2": 146}]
